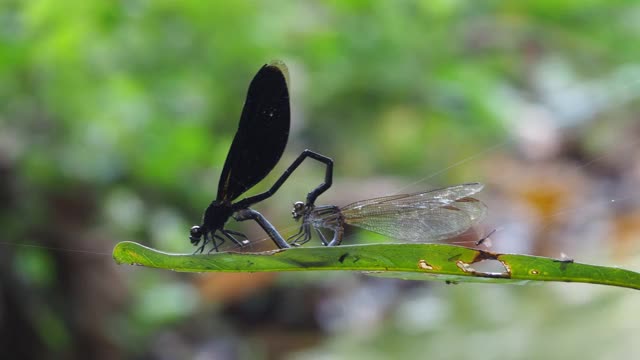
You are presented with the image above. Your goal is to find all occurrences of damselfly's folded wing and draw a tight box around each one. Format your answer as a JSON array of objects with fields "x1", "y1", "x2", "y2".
[{"x1": 217, "y1": 61, "x2": 290, "y2": 202}]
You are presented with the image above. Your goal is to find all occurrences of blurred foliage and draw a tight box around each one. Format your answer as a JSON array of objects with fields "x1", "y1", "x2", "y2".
[{"x1": 1, "y1": 1, "x2": 640, "y2": 359}]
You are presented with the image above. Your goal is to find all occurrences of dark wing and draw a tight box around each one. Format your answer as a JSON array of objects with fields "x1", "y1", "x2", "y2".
[
  {"x1": 340, "y1": 183, "x2": 487, "y2": 242},
  {"x1": 217, "y1": 61, "x2": 290, "y2": 202}
]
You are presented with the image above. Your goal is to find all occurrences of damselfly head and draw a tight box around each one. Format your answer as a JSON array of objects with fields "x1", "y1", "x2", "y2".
[
  {"x1": 292, "y1": 201, "x2": 306, "y2": 220},
  {"x1": 189, "y1": 225, "x2": 204, "y2": 245}
]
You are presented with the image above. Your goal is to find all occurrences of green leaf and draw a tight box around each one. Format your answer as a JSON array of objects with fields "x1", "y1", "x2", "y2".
[{"x1": 113, "y1": 242, "x2": 640, "y2": 290}]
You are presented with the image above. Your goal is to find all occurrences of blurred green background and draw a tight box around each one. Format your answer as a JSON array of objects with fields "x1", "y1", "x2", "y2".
[{"x1": 1, "y1": 1, "x2": 639, "y2": 359}]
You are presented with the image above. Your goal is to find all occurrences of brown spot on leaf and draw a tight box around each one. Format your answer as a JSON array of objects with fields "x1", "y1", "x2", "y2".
[{"x1": 418, "y1": 260, "x2": 433, "y2": 270}]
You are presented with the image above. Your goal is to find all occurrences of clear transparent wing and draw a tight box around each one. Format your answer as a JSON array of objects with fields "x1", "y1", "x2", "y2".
[
  {"x1": 342, "y1": 183, "x2": 484, "y2": 212},
  {"x1": 340, "y1": 183, "x2": 487, "y2": 242}
]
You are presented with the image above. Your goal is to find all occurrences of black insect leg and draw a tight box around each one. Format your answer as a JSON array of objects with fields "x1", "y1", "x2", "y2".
[
  {"x1": 221, "y1": 229, "x2": 246, "y2": 247},
  {"x1": 234, "y1": 208, "x2": 290, "y2": 249},
  {"x1": 194, "y1": 231, "x2": 213, "y2": 254},
  {"x1": 224, "y1": 229, "x2": 249, "y2": 247},
  {"x1": 234, "y1": 150, "x2": 333, "y2": 210},
  {"x1": 287, "y1": 224, "x2": 307, "y2": 244},
  {"x1": 288, "y1": 231, "x2": 305, "y2": 245},
  {"x1": 289, "y1": 223, "x2": 312, "y2": 246},
  {"x1": 194, "y1": 240, "x2": 206, "y2": 254},
  {"x1": 208, "y1": 233, "x2": 227, "y2": 253},
  {"x1": 225, "y1": 229, "x2": 248, "y2": 241}
]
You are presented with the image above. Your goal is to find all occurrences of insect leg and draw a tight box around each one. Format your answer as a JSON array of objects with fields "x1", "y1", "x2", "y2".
[
  {"x1": 287, "y1": 223, "x2": 307, "y2": 243},
  {"x1": 221, "y1": 229, "x2": 246, "y2": 247},
  {"x1": 208, "y1": 233, "x2": 227, "y2": 254},
  {"x1": 291, "y1": 223, "x2": 313, "y2": 246},
  {"x1": 225, "y1": 229, "x2": 248, "y2": 241},
  {"x1": 315, "y1": 227, "x2": 330, "y2": 246},
  {"x1": 194, "y1": 231, "x2": 213, "y2": 254},
  {"x1": 194, "y1": 239, "x2": 206, "y2": 254}
]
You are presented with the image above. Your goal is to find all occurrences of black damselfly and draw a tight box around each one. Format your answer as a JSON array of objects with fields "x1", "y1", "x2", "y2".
[
  {"x1": 190, "y1": 61, "x2": 333, "y2": 253},
  {"x1": 287, "y1": 183, "x2": 487, "y2": 246}
]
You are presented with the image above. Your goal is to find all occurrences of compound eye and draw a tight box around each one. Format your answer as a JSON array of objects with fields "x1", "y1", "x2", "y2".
[
  {"x1": 291, "y1": 201, "x2": 305, "y2": 219},
  {"x1": 190, "y1": 226, "x2": 203, "y2": 244}
]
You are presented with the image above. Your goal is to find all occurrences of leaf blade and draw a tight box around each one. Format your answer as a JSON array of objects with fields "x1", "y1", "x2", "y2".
[{"x1": 112, "y1": 242, "x2": 640, "y2": 290}]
